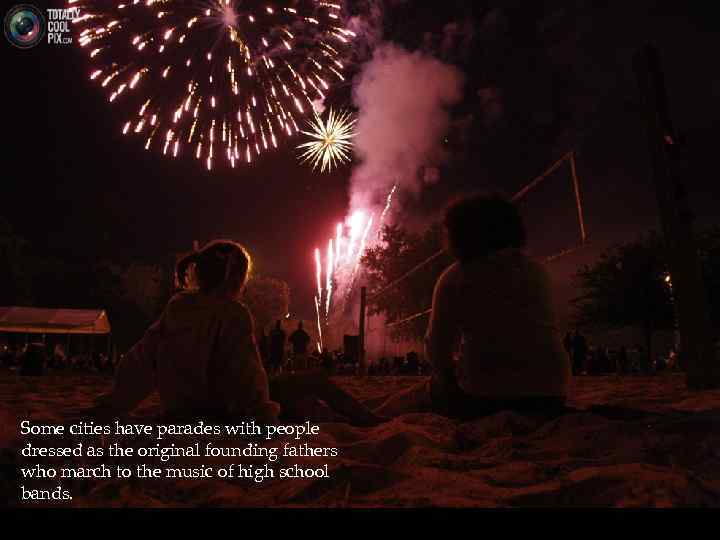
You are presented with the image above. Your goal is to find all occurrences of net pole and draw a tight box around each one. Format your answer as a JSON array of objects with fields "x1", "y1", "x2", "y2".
[
  {"x1": 358, "y1": 287, "x2": 367, "y2": 376},
  {"x1": 633, "y1": 44, "x2": 718, "y2": 389},
  {"x1": 511, "y1": 152, "x2": 573, "y2": 203},
  {"x1": 570, "y1": 151, "x2": 587, "y2": 244}
]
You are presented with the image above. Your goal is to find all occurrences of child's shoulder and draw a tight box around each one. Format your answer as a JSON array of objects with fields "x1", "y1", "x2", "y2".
[
  {"x1": 223, "y1": 300, "x2": 254, "y2": 327},
  {"x1": 226, "y1": 300, "x2": 252, "y2": 316}
]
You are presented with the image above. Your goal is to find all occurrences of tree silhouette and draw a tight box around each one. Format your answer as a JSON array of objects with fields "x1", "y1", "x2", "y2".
[
  {"x1": 0, "y1": 217, "x2": 32, "y2": 305},
  {"x1": 697, "y1": 226, "x2": 720, "y2": 330},
  {"x1": 362, "y1": 224, "x2": 452, "y2": 342},
  {"x1": 572, "y1": 229, "x2": 720, "y2": 363},
  {"x1": 243, "y1": 275, "x2": 291, "y2": 335}
]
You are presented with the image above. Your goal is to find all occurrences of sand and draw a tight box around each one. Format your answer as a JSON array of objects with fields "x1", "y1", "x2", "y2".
[{"x1": 1, "y1": 371, "x2": 719, "y2": 507}]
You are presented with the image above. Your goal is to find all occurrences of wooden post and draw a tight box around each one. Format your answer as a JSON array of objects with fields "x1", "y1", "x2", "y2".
[
  {"x1": 633, "y1": 43, "x2": 718, "y2": 389},
  {"x1": 358, "y1": 287, "x2": 367, "y2": 376}
]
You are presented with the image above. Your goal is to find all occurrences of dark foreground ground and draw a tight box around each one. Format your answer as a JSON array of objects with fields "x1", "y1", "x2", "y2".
[{"x1": 1, "y1": 371, "x2": 719, "y2": 507}]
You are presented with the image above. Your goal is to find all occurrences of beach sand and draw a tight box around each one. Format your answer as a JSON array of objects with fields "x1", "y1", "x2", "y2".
[{"x1": 1, "y1": 371, "x2": 719, "y2": 507}]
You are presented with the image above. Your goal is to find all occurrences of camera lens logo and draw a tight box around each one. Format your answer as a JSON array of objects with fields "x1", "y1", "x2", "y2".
[{"x1": 4, "y1": 4, "x2": 45, "y2": 49}]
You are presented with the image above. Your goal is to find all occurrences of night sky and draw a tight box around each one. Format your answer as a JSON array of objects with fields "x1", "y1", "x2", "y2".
[{"x1": 5, "y1": 1, "x2": 720, "y2": 324}]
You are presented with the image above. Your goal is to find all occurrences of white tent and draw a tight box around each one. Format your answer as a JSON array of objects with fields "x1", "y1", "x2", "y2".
[{"x1": 0, "y1": 307, "x2": 111, "y2": 335}]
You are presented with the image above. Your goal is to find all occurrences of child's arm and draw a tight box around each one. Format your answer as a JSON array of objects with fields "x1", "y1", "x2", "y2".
[
  {"x1": 425, "y1": 268, "x2": 460, "y2": 381},
  {"x1": 219, "y1": 304, "x2": 281, "y2": 423},
  {"x1": 94, "y1": 312, "x2": 165, "y2": 416}
]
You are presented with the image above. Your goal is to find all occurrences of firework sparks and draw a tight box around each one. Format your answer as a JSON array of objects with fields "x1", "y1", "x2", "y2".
[
  {"x1": 377, "y1": 183, "x2": 397, "y2": 239},
  {"x1": 352, "y1": 213, "x2": 374, "y2": 278},
  {"x1": 314, "y1": 246, "x2": 324, "y2": 352},
  {"x1": 325, "y1": 239, "x2": 334, "y2": 316},
  {"x1": 311, "y1": 185, "x2": 398, "y2": 348},
  {"x1": 297, "y1": 108, "x2": 356, "y2": 172},
  {"x1": 315, "y1": 247, "x2": 322, "y2": 300},
  {"x1": 72, "y1": 0, "x2": 354, "y2": 169},
  {"x1": 334, "y1": 223, "x2": 342, "y2": 269},
  {"x1": 345, "y1": 210, "x2": 364, "y2": 263},
  {"x1": 314, "y1": 295, "x2": 323, "y2": 352}
]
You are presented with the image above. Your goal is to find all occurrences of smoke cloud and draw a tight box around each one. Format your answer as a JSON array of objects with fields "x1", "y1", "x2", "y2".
[
  {"x1": 346, "y1": 0, "x2": 385, "y2": 60},
  {"x1": 314, "y1": 8, "x2": 467, "y2": 344},
  {"x1": 349, "y1": 42, "x2": 464, "y2": 216}
]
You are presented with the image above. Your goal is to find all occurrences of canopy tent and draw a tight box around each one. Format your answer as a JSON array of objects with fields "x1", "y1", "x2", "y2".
[{"x1": 0, "y1": 307, "x2": 111, "y2": 335}]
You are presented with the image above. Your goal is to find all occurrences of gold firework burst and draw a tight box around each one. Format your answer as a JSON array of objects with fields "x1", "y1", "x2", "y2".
[{"x1": 297, "y1": 108, "x2": 356, "y2": 173}]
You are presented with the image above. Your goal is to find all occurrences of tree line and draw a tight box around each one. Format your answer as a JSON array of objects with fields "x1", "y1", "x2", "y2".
[
  {"x1": 362, "y1": 221, "x2": 720, "y2": 362},
  {"x1": 0, "y1": 218, "x2": 290, "y2": 351}
]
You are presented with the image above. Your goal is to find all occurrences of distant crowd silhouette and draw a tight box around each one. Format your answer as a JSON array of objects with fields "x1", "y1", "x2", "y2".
[
  {"x1": 562, "y1": 329, "x2": 683, "y2": 375},
  {"x1": 0, "y1": 343, "x2": 115, "y2": 376},
  {"x1": 0, "y1": 193, "x2": 685, "y2": 422}
]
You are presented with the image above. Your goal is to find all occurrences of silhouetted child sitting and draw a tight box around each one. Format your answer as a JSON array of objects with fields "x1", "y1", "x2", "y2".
[
  {"x1": 377, "y1": 194, "x2": 571, "y2": 420},
  {"x1": 94, "y1": 239, "x2": 383, "y2": 427}
]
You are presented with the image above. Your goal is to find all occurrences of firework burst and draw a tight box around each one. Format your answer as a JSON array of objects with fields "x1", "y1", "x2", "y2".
[
  {"x1": 70, "y1": 0, "x2": 354, "y2": 170},
  {"x1": 297, "y1": 107, "x2": 356, "y2": 172}
]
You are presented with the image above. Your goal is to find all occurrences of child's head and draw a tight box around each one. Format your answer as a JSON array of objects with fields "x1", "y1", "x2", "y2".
[
  {"x1": 176, "y1": 239, "x2": 252, "y2": 299},
  {"x1": 444, "y1": 193, "x2": 527, "y2": 263}
]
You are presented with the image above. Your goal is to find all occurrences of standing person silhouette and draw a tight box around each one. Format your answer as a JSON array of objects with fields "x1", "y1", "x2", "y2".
[
  {"x1": 269, "y1": 320, "x2": 286, "y2": 375},
  {"x1": 289, "y1": 321, "x2": 311, "y2": 371},
  {"x1": 571, "y1": 329, "x2": 588, "y2": 376}
]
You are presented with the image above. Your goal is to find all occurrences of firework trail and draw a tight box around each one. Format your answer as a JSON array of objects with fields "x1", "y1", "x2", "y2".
[
  {"x1": 376, "y1": 183, "x2": 397, "y2": 239},
  {"x1": 314, "y1": 247, "x2": 323, "y2": 351},
  {"x1": 297, "y1": 108, "x2": 356, "y2": 173},
  {"x1": 70, "y1": 0, "x2": 355, "y2": 170},
  {"x1": 325, "y1": 238, "x2": 333, "y2": 316},
  {"x1": 352, "y1": 213, "x2": 373, "y2": 278},
  {"x1": 314, "y1": 295, "x2": 323, "y2": 352},
  {"x1": 315, "y1": 247, "x2": 322, "y2": 300}
]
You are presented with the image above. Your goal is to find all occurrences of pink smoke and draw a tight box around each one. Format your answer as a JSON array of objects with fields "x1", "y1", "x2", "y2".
[{"x1": 349, "y1": 42, "x2": 464, "y2": 215}]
